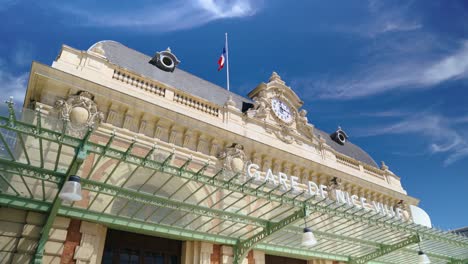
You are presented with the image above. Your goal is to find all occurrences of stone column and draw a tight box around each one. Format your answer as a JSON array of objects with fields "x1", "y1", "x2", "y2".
[
  {"x1": 74, "y1": 221, "x2": 107, "y2": 264},
  {"x1": 252, "y1": 250, "x2": 265, "y2": 264},
  {"x1": 221, "y1": 246, "x2": 234, "y2": 264},
  {"x1": 200, "y1": 242, "x2": 213, "y2": 264}
]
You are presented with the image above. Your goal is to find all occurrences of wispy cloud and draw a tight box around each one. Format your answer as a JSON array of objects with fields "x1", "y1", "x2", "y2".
[
  {"x1": 11, "y1": 42, "x2": 34, "y2": 67},
  {"x1": 52, "y1": 0, "x2": 261, "y2": 32},
  {"x1": 356, "y1": 113, "x2": 468, "y2": 166},
  {"x1": 0, "y1": 0, "x2": 19, "y2": 11},
  {"x1": 0, "y1": 43, "x2": 32, "y2": 103},
  {"x1": 0, "y1": 68, "x2": 28, "y2": 104},
  {"x1": 336, "y1": 0, "x2": 421, "y2": 38},
  {"x1": 296, "y1": 40, "x2": 468, "y2": 100}
]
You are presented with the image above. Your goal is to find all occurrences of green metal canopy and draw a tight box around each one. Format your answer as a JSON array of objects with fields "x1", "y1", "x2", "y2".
[{"x1": 0, "y1": 101, "x2": 467, "y2": 264}]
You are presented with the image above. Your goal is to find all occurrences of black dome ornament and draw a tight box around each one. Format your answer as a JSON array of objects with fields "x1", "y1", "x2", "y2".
[
  {"x1": 149, "y1": 47, "x2": 180, "y2": 72},
  {"x1": 330, "y1": 126, "x2": 349, "y2": 145}
]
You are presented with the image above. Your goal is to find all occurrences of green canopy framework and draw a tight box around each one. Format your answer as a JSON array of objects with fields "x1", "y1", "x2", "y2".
[{"x1": 0, "y1": 103, "x2": 467, "y2": 264}]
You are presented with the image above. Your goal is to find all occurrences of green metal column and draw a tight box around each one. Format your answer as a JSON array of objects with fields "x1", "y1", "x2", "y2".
[
  {"x1": 232, "y1": 207, "x2": 309, "y2": 264},
  {"x1": 32, "y1": 130, "x2": 91, "y2": 264}
]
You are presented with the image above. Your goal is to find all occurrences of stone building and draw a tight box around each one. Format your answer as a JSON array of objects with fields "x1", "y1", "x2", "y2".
[{"x1": 0, "y1": 40, "x2": 467, "y2": 264}]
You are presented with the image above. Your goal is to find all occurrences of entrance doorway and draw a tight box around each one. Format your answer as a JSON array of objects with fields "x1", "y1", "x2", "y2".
[
  {"x1": 102, "y1": 229, "x2": 181, "y2": 264},
  {"x1": 265, "y1": 255, "x2": 307, "y2": 264}
]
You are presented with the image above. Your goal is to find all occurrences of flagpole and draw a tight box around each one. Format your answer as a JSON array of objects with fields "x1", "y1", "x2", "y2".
[{"x1": 225, "y1": 32, "x2": 230, "y2": 91}]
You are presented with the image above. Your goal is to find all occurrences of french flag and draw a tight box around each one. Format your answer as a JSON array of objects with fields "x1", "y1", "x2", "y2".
[{"x1": 218, "y1": 47, "x2": 226, "y2": 71}]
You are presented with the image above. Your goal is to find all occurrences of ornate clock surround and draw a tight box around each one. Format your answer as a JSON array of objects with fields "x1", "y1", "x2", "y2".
[{"x1": 246, "y1": 72, "x2": 315, "y2": 144}]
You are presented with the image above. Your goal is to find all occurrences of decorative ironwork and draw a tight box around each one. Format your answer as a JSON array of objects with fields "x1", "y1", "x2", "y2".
[
  {"x1": 349, "y1": 235, "x2": 420, "y2": 264},
  {"x1": 233, "y1": 207, "x2": 308, "y2": 264},
  {"x1": 0, "y1": 104, "x2": 466, "y2": 264}
]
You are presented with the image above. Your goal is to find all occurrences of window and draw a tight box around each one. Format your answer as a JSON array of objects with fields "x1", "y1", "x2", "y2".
[{"x1": 102, "y1": 229, "x2": 181, "y2": 264}]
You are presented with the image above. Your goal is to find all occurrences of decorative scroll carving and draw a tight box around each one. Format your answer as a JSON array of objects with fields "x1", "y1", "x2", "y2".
[
  {"x1": 54, "y1": 91, "x2": 104, "y2": 128},
  {"x1": 273, "y1": 124, "x2": 295, "y2": 144},
  {"x1": 246, "y1": 90, "x2": 270, "y2": 119},
  {"x1": 296, "y1": 109, "x2": 315, "y2": 138},
  {"x1": 217, "y1": 143, "x2": 247, "y2": 173},
  {"x1": 328, "y1": 177, "x2": 342, "y2": 201}
]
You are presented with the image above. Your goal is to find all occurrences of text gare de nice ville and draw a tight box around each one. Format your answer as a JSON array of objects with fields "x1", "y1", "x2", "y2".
[{"x1": 245, "y1": 163, "x2": 411, "y2": 222}]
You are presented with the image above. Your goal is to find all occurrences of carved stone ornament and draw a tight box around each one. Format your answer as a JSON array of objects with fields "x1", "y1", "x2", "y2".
[
  {"x1": 217, "y1": 143, "x2": 247, "y2": 173},
  {"x1": 246, "y1": 90, "x2": 269, "y2": 119},
  {"x1": 296, "y1": 109, "x2": 315, "y2": 138},
  {"x1": 273, "y1": 124, "x2": 295, "y2": 144},
  {"x1": 327, "y1": 177, "x2": 342, "y2": 201},
  {"x1": 246, "y1": 72, "x2": 316, "y2": 144},
  {"x1": 55, "y1": 91, "x2": 104, "y2": 128}
]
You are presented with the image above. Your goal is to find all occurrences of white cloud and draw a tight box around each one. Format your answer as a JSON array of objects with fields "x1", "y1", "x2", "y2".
[
  {"x1": 422, "y1": 41, "x2": 468, "y2": 84},
  {"x1": 357, "y1": 114, "x2": 468, "y2": 166},
  {"x1": 298, "y1": 40, "x2": 468, "y2": 100},
  {"x1": 338, "y1": 0, "x2": 421, "y2": 38},
  {"x1": 53, "y1": 0, "x2": 260, "y2": 31},
  {"x1": 0, "y1": 68, "x2": 28, "y2": 104},
  {"x1": 11, "y1": 42, "x2": 34, "y2": 67}
]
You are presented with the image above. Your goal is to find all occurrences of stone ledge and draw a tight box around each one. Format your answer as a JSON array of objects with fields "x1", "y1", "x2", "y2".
[
  {"x1": 49, "y1": 228, "x2": 68, "y2": 242},
  {"x1": 17, "y1": 238, "x2": 38, "y2": 253},
  {"x1": 26, "y1": 211, "x2": 46, "y2": 226},
  {"x1": 44, "y1": 241, "x2": 64, "y2": 256},
  {"x1": 12, "y1": 253, "x2": 32, "y2": 264},
  {"x1": 52, "y1": 217, "x2": 70, "y2": 229},
  {"x1": 0, "y1": 236, "x2": 19, "y2": 251},
  {"x1": 0, "y1": 207, "x2": 27, "y2": 223},
  {"x1": 0, "y1": 251, "x2": 13, "y2": 263},
  {"x1": 22, "y1": 224, "x2": 41, "y2": 239},
  {"x1": 43, "y1": 254, "x2": 61, "y2": 264},
  {"x1": 0, "y1": 220, "x2": 24, "y2": 237}
]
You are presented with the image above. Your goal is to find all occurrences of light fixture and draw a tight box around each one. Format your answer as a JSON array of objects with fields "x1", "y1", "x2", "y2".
[
  {"x1": 418, "y1": 240, "x2": 430, "y2": 264},
  {"x1": 59, "y1": 175, "x2": 82, "y2": 202},
  {"x1": 301, "y1": 219, "x2": 317, "y2": 247},
  {"x1": 418, "y1": 251, "x2": 430, "y2": 264}
]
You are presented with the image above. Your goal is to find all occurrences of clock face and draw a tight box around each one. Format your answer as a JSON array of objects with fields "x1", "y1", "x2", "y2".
[{"x1": 271, "y1": 98, "x2": 293, "y2": 123}]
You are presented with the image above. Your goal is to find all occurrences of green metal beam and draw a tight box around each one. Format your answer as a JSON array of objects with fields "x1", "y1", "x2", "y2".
[
  {"x1": 32, "y1": 129, "x2": 92, "y2": 264},
  {"x1": 58, "y1": 206, "x2": 238, "y2": 246},
  {"x1": 254, "y1": 243, "x2": 349, "y2": 262},
  {"x1": 232, "y1": 207, "x2": 308, "y2": 264},
  {"x1": 1, "y1": 114, "x2": 467, "y2": 249},
  {"x1": 0, "y1": 193, "x2": 238, "y2": 246},
  {"x1": 79, "y1": 177, "x2": 268, "y2": 228},
  {"x1": 348, "y1": 235, "x2": 420, "y2": 264},
  {"x1": 448, "y1": 259, "x2": 468, "y2": 264},
  {"x1": 0, "y1": 193, "x2": 51, "y2": 212},
  {"x1": 0, "y1": 112, "x2": 468, "y2": 260}
]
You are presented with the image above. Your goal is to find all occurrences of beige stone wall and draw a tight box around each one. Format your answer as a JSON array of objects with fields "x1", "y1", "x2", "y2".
[
  {"x1": 0, "y1": 207, "x2": 70, "y2": 264},
  {"x1": 28, "y1": 45, "x2": 418, "y2": 206}
]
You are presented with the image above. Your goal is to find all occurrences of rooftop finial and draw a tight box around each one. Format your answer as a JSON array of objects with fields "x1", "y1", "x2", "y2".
[
  {"x1": 225, "y1": 95, "x2": 236, "y2": 107},
  {"x1": 166, "y1": 47, "x2": 171, "y2": 52},
  {"x1": 269, "y1": 71, "x2": 281, "y2": 82},
  {"x1": 381, "y1": 161, "x2": 389, "y2": 170}
]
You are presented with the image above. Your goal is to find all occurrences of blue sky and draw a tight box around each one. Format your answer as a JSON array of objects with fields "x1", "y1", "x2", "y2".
[{"x1": 1, "y1": 0, "x2": 467, "y2": 230}]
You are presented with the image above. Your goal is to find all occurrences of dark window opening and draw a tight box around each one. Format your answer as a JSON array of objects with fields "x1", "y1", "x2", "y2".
[
  {"x1": 265, "y1": 255, "x2": 307, "y2": 264},
  {"x1": 102, "y1": 229, "x2": 181, "y2": 264}
]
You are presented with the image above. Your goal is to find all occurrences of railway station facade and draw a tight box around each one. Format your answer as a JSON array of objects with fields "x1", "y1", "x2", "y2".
[{"x1": 0, "y1": 40, "x2": 467, "y2": 264}]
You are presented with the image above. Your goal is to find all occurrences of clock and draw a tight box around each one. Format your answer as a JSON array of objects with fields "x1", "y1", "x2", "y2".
[{"x1": 271, "y1": 98, "x2": 293, "y2": 123}]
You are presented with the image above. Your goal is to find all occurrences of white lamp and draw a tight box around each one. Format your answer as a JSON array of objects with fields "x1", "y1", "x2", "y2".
[
  {"x1": 418, "y1": 251, "x2": 430, "y2": 264},
  {"x1": 301, "y1": 227, "x2": 318, "y2": 247},
  {"x1": 59, "y1": 175, "x2": 82, "y2": 202}
]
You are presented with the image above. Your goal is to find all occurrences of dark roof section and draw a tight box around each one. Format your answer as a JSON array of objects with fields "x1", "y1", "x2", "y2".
[
  {"x1": 315, "y1": 129, "x2": 378, "y2": 168},
  {"x1": 92, "y1": 40, "x2": 379, "y2": 168},
  {"x1": 95, "y1": 40, "x2": 252, "y2": 108}
]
